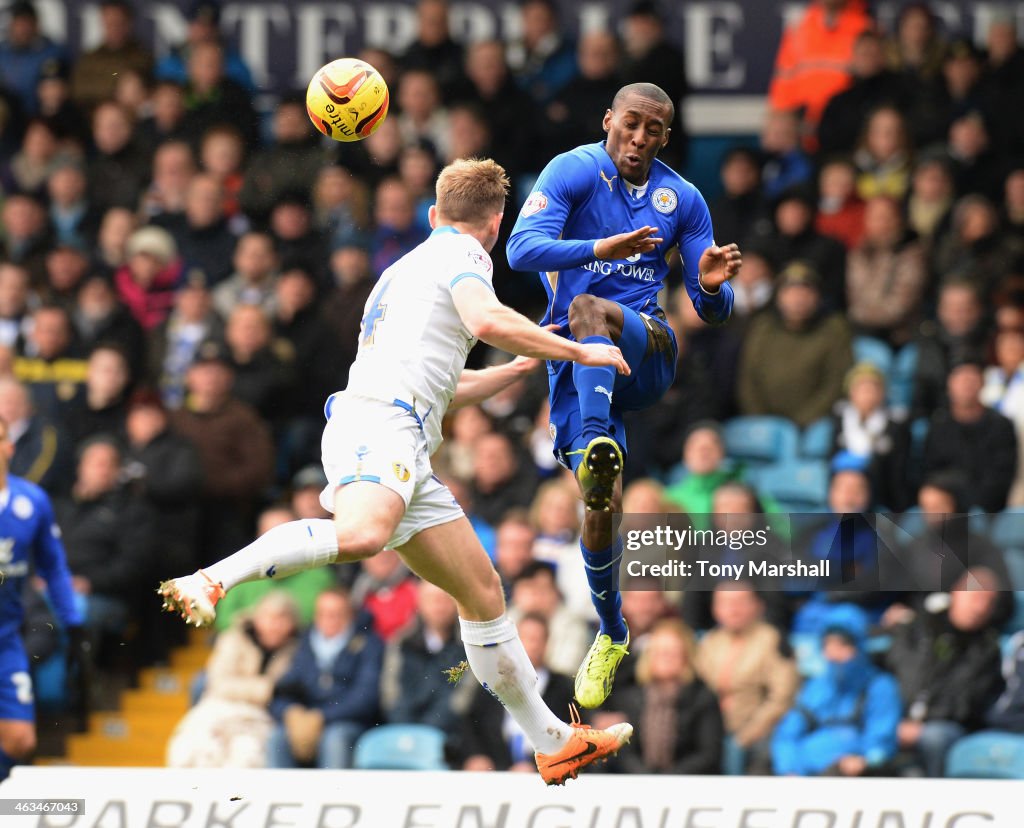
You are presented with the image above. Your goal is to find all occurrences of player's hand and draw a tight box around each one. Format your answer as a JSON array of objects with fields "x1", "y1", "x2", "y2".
[
  {"x1": 594, "y1": 226, "x2": 663, "y2": 261},
  {"x1": 697, "y1": 243, "x2": 742, "y2": 291},
  {"x1": 508, "y1": 355, "x2": 542, "y2": 375},
  {"x1": 838, "y1": 755, "x2": 867, "y2": 777},
  {"x1": 576, "y1": 342, "x2": 630, "y2": 375}
]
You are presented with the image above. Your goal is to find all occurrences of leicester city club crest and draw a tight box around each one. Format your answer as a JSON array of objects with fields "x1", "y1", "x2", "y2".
[{"x1": 652, "y1": 187, "x2": 677, "y2": 214}]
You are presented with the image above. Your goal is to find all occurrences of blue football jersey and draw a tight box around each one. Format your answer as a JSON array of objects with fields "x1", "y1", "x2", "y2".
[
  {"x1": 507, "y1": 142, "x2": 734, "y2": 327},
  {"x1": 0, "y1": 476, "x2": 81, "y2": 644}
]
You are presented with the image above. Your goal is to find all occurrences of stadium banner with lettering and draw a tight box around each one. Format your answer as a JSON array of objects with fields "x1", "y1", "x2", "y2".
[
  {"x1": 0, "y1": 766, "x2": 1018, "y2": 827},
  {"x1": 7, "y1": 0, "x2": 1024, "y2": 95}
]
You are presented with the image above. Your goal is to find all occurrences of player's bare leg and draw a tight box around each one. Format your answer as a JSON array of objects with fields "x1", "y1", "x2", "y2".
[
  {"x1": 159, "y1": 482, "x2": 403, "y2": 626},
  {"x1": 397, "y1": 519, "x2": 632, "y2": 784}
]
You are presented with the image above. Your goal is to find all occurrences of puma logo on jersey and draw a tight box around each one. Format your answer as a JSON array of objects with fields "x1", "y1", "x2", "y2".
[
  {"x1": 594, "y1": 385, "x2": 613, "y2": 403},
  {"x1": 599, "y1": 170, "x2": 617, "y2": 191}
]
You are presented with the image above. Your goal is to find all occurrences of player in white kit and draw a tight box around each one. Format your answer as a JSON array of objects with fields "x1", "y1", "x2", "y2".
[{"x1": 159, "y1": 158, "x2": 633, "y2": 784}]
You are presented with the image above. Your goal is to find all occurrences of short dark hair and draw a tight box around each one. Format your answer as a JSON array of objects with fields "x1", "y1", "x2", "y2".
[{"x1": 612, "y1": 82, "x2": 675, "y2": 126}]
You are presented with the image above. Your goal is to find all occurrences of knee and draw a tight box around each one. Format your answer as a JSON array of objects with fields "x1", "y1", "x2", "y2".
[
  {"x1": 1, "y1": 726, "x2": 36, "y2": 760},
  {"x1": 334, "y1": 527, "x2": 388, "y2": 562},
  {"x1": 568, "y1": 294, "x2": 605, "y2": 336}
]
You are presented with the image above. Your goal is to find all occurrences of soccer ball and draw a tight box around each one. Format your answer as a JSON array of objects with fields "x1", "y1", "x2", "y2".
[{"x1": 306, "y1": 57, "x2": 390, "y2": 142}]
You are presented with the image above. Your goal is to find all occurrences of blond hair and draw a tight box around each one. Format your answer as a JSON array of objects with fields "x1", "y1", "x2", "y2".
[
  {"x1": 635, "y1": 618, "x2": 697, "y2": 686},
  {"x1": 435, "y1": 157, "x2": 509, "y2": 225}
]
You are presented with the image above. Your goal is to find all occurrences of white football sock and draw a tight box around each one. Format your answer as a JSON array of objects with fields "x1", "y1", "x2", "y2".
[
  {"x1": 459, "y1": 615, "x2": 571, "y2": 755},
  {"x1": 203, "y1": 519, "x2": 338, "y2": 591}
]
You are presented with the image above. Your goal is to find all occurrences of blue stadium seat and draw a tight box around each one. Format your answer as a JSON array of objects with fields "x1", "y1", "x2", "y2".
[
  {"x1": 888, "y1": 343, "x2": 918, "y2": 412},
  {"x1": 722, "y1": 417, "x2": 800, "y2": 467},
  {"x1": 945, "y1": 732, "x2": 1024, "y2": 779},
  {"x1": 1004, "y1": 549, "x2": 1024, "y2": 591},
  {"x1": 800, "y1": 418, "x2": 834, "y2": 459},
  {"x1": 353, "y1": 724, "x2": 448, "y2": 771},
  {"x1": 990, "y1": 509, "x2": 1024, "y2": 552},
  {"x1": 750, "y1": 460, "x2": 829, "y2": 509},
  {"x1": 853, "y1": 336, "x2": 894, "y2": 375}
]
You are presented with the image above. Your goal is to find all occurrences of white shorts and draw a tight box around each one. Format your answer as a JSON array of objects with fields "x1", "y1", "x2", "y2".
[{"x1": 319, "y1": 393, "x2": 464, "y2": 549}]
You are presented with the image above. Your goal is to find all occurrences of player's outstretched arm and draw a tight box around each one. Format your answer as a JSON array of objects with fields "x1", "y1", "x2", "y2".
[
  {"x1": 452, "y1": 278, "x2": 629, "y2": 374},
  {"x1": 451, "y1": 357, "x2": 539, "y2": 410}
]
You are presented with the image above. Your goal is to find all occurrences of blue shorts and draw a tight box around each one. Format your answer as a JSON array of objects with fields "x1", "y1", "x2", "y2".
[
  {"x1": 549, "y1": 302, "x2": 677, "y2": 470},
  {"x1": 0, "y1": 639, "x2": 34, "y2": 722}
]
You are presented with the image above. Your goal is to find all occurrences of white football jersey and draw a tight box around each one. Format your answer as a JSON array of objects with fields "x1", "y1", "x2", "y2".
[{"x1": 344, "y1": 226, "x2": 493, "y2": 453}]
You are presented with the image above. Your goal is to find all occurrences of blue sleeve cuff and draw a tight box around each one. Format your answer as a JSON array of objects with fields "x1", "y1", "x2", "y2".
[{"x1": 450, "y1": 272, "x2": 494, "y2": 291}]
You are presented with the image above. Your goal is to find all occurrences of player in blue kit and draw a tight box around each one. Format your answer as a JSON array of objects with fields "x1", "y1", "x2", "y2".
[
  {"x1": 0, "y1": 416, "x2": 82, "y2": 780},
  {"x1": 507, "y1": 82, "x2": 742, "y2": 708}
]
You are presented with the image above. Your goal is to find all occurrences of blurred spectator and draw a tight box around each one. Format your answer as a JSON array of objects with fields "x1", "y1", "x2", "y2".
[
  {"x1": 268, "y1": 193, "x2": 327, "y2": 284},
  {"x1": 289, "y1": 465, "x2": 330, "y2": 521},
  {"x1": 759, "y1": 187, "x2": 847, "y2": 311},
  {"x1": 613, "y1": 587, "x2": 676, "y2": 695},
  {"x1": 882, "y1": 475, "x2": 1013, "y2": 629},
  {"x1": 493, "y1": 510, "x2": 536, "y2": 595},
  {"x1": 887, "y1": 569, "x2": 1005, "y2": 777},
  {"x1": 268, "y1": 587, "x2": 383, "y2": 769},
  {"x1": 759, "y1": 110, "x2": 813, "y2": 201},
  {"x1": 351, "y1": 548, "x2": 418, "y2": 643},
  {"x1": 321, "y1": 239, "x2": 372, "y2": 385},
  {"x1": 71, "y1": 0, "x2": 153, "y2": 115},
  {"x1": 986, "y1": 631, "x2": 1024, "y2": 732},
  {"x1": 315, "y1": 165, "x2": 369, "y2": 247},
  {"x1": 619, "y1": 0, "x2": 687, "y2": 165},
  {"x1": 0, "y1": 1, "x2": 65, "y2": 115},
  {"x1": 115, "y1": 226, "x2": 184, "y2": 332},
  {"x1": 528, "y1": 477, "x2": 579, "y2": 564},
  {"x1": 611, "y1": 619, "x2": 723, "y2": 774},
  {"x1": 0, "y1": 376, "x2": 73, "y2": 494},
  {"x1": 42, "y1": 244, "x2": 90, "y2": 307},
  {"x1": 199, "y1": 125, "x2": 246, "y2": 220},
  {"x1": 123, "y1": 388, "x2": 203, "y2": 586},
  {"x1": 846, "y1": 196, "x2": 927, "y2": 347},
  {"x1": 665, "y1": 422, "x2": 740, "y2": 529},
  {"x1": 47, "y1": 163, "x2": 100, "y2": 250},
  {"x1": 14, "y1": 304, "x2": 87, "y2": 420},
  {"x1": 148, "y1": 270, "x2": 222, "y2": 408},
  {"x1": 169, "y1": 338, "x2": 273, "y2": 559},
  {"x1": 922, "y1": 355, "x2": 1017, "y2": 512},
  {"x1": 768, "y1": 0, "x2": 871, "y2": 137},
  {"x1": 240, "y1": 96, "x2": 326, "y2": 222},
  {"x1": 87, "y1": 101, "x2": 149, "y2": 214},
  {"x1": 35, "y1": 56, "x2": 86, "y2": 147},
  {"x1": 906, "y1": 154, "x2": 954, "y2": 253},
  {"x1": 1003, "y1": 166, "x2": 1024, "y2": 242},
  {"x1": 142, "y1": 140, "x2": 197, "y2": 225},
  {"x1": 507, "y1": 0, "x2": 577, "y2": 107},
  {"x1": 212, "y1": 232, "x2": 278, "y2": 318},
  {"x1": 981, "y1": 15, "x2": 1024, "y2": 156},
  {"x1": 59, "y1": 343, "x2": 131, "y2": 445},
  {"x1": 167, "y1": 591, "x2": 299, "y2": 767},
  {"x1": 398, "y1": 141, "x2": 439, "y2": 236},
  {"x1": 982, "y1": 326, "x2": 1024, "y2": 504},
  {"x1": 138, "y1": 80, "x2": 188, "y2": 148},
  {"x1": 853, "y1": 105, "x2": 913, "y2": 201},
  {"x1": 223, "y1": 304, "x2": 292, "y2": 425},
  {"x1": 946, "y1": 110, "x2": 1003, "y2": 201},
  {"x1": 1, "y1": 192, "x2": 51, "y2": 282},
  {"x1": 457, "y1": 41, "x2": 532, "y2": 177},
  {"x1": 933, "y1": 195, "x2": 1022, "y2": 301},
  {"x1": 93, "y1": 206, "x2": 137, "y2": 278},
  {"x1": 395, "y1": 70, "x2": 450, "y2": 161},
  {"x1": 819, "y1": 31, "x2": 908, "y2": 156},
  {"x1": 543, "y1": 31, "x2": 620, "y2": 156},
  {"x1": 886, "y1": 2, "x2": 946, "y2": 86},
  {"x1": 4, "y1": 118, "x2": 68, "y2": 197},
  {"x1": 460, "y1": 613, "x2": 573, "y2": 772},
  {"x1": 470, "y1": 432, "x2": 539, "y2": 526},
  {"x1": 57, "y1": 435, "x2": 154, "y2": 660},
  {"x1": 912, "y1": 281, "x2": 986, "y2": 418},
  {"x1": 738, "y1": 262, "x2": 853, "y2": 426},
  {"x1": 830, "y1": 363, "x2": 911, "y2": 511},
  {"x1": 0, "y1": 262, "x2": 32, "y2": 351},
  {"x1": 508, "y1": 561, "x2": 590, "y2": 677},
  {"x1": 399, "y1": 0, "x2": 464, "y2": 102},
  {"x1": 163, "y1": 173, "x2": 237, "y2": 286},
  {"x1": 772, "y1": 604, "x2": 900, "y2": 776},
  {"x1": 382, "y1": 580, "x2": 469, "y2": 732},
  {"x1": 696, "y1": 585, "x2": 799, "y2": 775},
  {"x1": 156, "y1": 0, "x2": 255, "y2": 93},
  {"x1": 815, "y1": 157, "x2": 865, "y2": 250},
  {"x1": 710, "y1": 147, "x2": 771, "y2": 250},
  {"x1": 179, "y1": 40, "x2": 258, "y2": 149},
  {"x1": 445, "y1": 103, "x2": 492, "y2": 166}
]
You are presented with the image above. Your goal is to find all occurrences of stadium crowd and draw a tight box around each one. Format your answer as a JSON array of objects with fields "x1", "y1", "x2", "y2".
[{"x1": 3, "y1": 0, "x2": 1024, "y2": 779}]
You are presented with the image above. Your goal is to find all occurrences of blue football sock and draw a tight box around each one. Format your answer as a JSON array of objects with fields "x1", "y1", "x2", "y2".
[
  {"x1": 581, "y1": 537, "x2": 628, "y2": 643},
  {"x1": 573, "y1": 335, "x2": 616, "y2": 443}
]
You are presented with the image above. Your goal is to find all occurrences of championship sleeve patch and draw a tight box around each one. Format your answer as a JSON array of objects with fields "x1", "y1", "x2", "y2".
[
  {"x1": 468, "y1": 250, "x2": 492, "y2": 273},
  {"x1": 520, "y1": 191, "x2": 548, "y2": 217}
]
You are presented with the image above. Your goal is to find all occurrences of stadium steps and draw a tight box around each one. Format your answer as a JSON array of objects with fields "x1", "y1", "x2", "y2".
[{"x1": 49, "y1": 626, "x2": 212, "y2": 767}]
